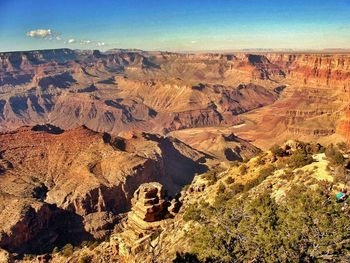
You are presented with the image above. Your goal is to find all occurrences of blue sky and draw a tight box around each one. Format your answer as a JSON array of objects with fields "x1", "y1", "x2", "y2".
[{"x1": 0, "y1": 0, "x2": 349, "y2": 52}]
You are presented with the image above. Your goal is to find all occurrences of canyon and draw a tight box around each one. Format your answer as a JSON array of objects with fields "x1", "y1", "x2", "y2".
[
  {"x1": 0, "y1": 48, "x2": 350, "y2": 260},
  {"x1": 0, "y1": 49, "x2": 349, "y2": 151}
]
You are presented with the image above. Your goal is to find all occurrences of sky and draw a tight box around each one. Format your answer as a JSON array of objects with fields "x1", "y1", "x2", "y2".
[{"x1": 0, "y1": 0, "x2": 349, "y2": 52}]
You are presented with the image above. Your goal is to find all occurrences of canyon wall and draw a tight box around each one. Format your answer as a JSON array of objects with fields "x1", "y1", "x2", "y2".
[{"x1": 0, "y1": 125, "x2": 208, "y2": 253}]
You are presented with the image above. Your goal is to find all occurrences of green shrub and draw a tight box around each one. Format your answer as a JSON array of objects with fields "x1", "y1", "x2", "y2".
[
  {"x1": 238, "y1": 164, "x2": 248, "y2": 175},
  {"x1": 325, "y1": 144, "x2": 345, "y2": 166},
  {"x1": 259, "y1": 164, "x2": 276, "y2": 178},
  {"x1": 280, "y1": 169, "x2": 294, "y2": 181},
  {"x1": 203, "y1": 168, "x2": 224, "y2": 185},
  {"x1": 228, "y1": 183, "x2": 244, "y2": 196},
  {"x1": 336, "y1": 142, "x2": 347, "y2": 152},
  {"x1": 305, "y1": 142, "x2": 324, "y2": 154},
  {"x1": 286, "y1": 150, "x2": 314, "y2": 168},
  {"x1": 333, "y1": 173, "x2": 343, "y2": 185},
  {"x1": 229, "y1": 160, "x2": 241, "y2": 167},
  {"x1": 79, "y1": 255, "x2": 91, "y2": 263},
  {"x1": 187, "y1": 183, "x2": 349, "y2": 262},
  {"x1": 217, "y1": 182, "x2": 226, "y2": 194},
  {"x1": 243, "y1": 165, "x2": 275, "y2": 192},
  {"x1": 183, "y1": 203, "x2": 202, "y2": 222},
  {"x1": 225, "y1": 176, "x2": 235, "y2": 184},
  {"x1": 270, "y1": 144, "x2": 286, "y2": 157},
  {"x1": 61, "y1": 243, "x2": 74, "y2": 257},
  {"x1": 173, "y1": 252, "x2": 200, "y2": 263}
]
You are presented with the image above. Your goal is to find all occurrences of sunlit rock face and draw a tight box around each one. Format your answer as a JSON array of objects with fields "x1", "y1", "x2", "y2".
[
  {"x1": 130, "y1": 182, "x2": 168, "y2": 223},
  {"x1": 1, "y1": 49, "x2": 350, "y2": 149},
  {"x1": 0, "y1": 126, "x2": 205, "y2": 253}
]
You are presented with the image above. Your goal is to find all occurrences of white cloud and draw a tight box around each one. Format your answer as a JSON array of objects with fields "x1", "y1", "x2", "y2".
[
  {"x1": 80, "y1": 40, "x2": 92, "y2": 45},
  {"x1": 26, "y1": 28, "x2": 107, "y2": 48},
  {"x1": 96, "y1": 42, "x2": 105, "y2": 47},
  {"x1": 26, "y1": 29, "x2": 52, "y2": 38},
  {"x1": 190, "y1": 40, "x2": 198, "y2": 44}
]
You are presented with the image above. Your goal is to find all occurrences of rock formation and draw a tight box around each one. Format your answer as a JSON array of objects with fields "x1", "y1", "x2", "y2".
[
  {"x1": 116, "y1": 182, "x2": 175, "y2": 260},
  {"x1": 0, "y1": 126, "x2": 203, "y2": 254},
  {"x1": 1, "y1": 49, "x2": 350, "y2": 150},
  {"x1": 1, "y1": 48, "x2": 350, "y2": 258},
  {"x1": 129, "y1": 182, "x2": 168, "y2": 223}
]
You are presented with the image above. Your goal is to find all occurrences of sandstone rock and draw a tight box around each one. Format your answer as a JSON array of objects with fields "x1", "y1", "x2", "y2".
[
  {"x1": 168, "y1": 198, "x2": 182, "y2": 215},
  {"x1": 116, "y1": 182, "x2": 169, "y2": 259},
  {"x1": 130, "y1": 182, "x2": 167, "y2": 223},
  {"x1": 0, "y1": 126, "x2": 207, "y2": 253}
]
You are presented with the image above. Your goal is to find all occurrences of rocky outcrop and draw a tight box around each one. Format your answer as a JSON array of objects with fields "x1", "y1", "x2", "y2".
[
  {"x1": 130, "y1": 183, "x2": 167, "y2": 223},
  {"x1": 0, "y1": 126, "x2": 205, "y2": 254},
  {"x1": 338, "y1": 108, "x2": 350, "y2": 147},
  {"x1": 170, "y1": 130, "x2": 261, "y2": 162},
  {"x1": 116, "y1": 182, "x2": 175, "y2": 259}
]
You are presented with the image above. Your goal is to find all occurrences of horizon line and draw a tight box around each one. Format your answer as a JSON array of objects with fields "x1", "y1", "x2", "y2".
[{"x1": 1, "y1": 47, "x2": 350, "y2": 54}]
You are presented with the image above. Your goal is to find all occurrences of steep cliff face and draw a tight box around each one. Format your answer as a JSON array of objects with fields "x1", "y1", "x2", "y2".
[
  {"x1": 0, "y1": 125, "x2": 208, "y2": 253},
  {"x1": 338, "y1": 109, "x2": 350, "y2": 146},
  {"x1": 266, "y1": 53, "x2": 350, "y2": 88},
  {"x1": 229, "y1": 54, "x2": 350, "y2": 148},
  {"x1": 234, "y1": 84, "x2": 348, "y2": 149}
]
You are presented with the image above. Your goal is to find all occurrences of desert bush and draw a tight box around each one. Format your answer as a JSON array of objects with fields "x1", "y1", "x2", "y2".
[
  {"x1": 88, "y1": 241, "x2": 99, "y2": 250},
  {"x1": 186, "y1": 183, "x2": 349, "y2": 262},
  {"x1": 202, "y1": 167, "x2": 224, "y2": 185},
  {"x1": 217, "y1": 182, "x2": 226, "y2": 194},
  {"x1": 229, "y1": 160, "x2": 241, "y2": 167},
  {"x1": 325, "y1": 144, "x2": 345, "y2": 166},
  {"x1": 270, "y1": 144, "x2": 286, "y2": 157},
  {"x1": 23, "y1": 255, "x2": 34, "y2": 261},
  {"x1": 336, "y1": 141, "x2": 348, "y2": 152},
  {"x1": 333, "y1": 171, "x2": 346, "y2": 185},
  {"x1": 79, "y1": 255, "x2": 91, "y2": 263},
  {"x1": 230, "y1": 183, "x2": 244, "y2": 195},
  {"x1": 286, "y1": 149, "x2": 314, "y2": 168},
  {"x1": 238, "y1": 164, "x2": 248, "y2": 175},
  {"x1": 280, "y1": 169, "x2": 294, "y2": 181},
  {"x1": 203, "y1": 170, "x2": 217, "y2": 185},
  {"x1": 256, "y1": 153, "x2": 267, "y2": 165},
  {"x1": 259, "y1": 164, "x2": 276, "y2": 178},
  {"x1": 183, "y1": 203, "x2": 202, "y2": 222},
  {"x1": 61, "y1": 243, "x2": 74, "y2": 257},
  {"x1": 225, "y1": 176, "x2": 235, "y2": 184},
  {"x1": 242, "y1": 165, "x2": 275, "y2": 192},
  {"x1": 173, "y1": 252, "x2": 201, "y2": 263}
]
